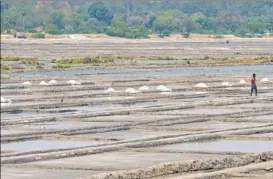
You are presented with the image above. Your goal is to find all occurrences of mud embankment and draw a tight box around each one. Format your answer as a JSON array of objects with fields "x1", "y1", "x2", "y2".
[{"x1": 88, "y1": 151, "x2": 273, "y2": 179}]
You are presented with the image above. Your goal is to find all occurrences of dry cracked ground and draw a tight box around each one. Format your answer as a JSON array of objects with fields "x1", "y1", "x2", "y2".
[{"x1": 1, "y1": 38, "x2": 273, "y2": 179}]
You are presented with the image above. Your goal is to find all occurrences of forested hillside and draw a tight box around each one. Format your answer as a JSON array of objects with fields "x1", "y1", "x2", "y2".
[{"x1": 1, "y1": 0, "x2": 273, "y2": 38}]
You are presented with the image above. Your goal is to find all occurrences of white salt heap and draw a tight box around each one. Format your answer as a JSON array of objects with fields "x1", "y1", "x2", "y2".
[
  {"x1": 222, "y1": 82, "x2": 232, "y2": 87},
  {"x1": 39, "y1": 81, "x2": 48, "y2": 86},
  {"x1": 239, "y1": 79, "x2": 246, "y2": 84},
  {"x1": 195, "y1": 83, "x2": 208, "y2": 88},
  {"x1": 196, "y1": 92, "x2": 207, "y2": 94},
  {"x1": 125, "y1": 88, "x2": 139, "y2": 94},
  {"x1": 156, "y1": 85, "x2": 172, "y2": 92},
  {"x1": 1, "y1": 96, "x2": 7, "y2": 103},
  {"x1": 104, "y1": 88, "x2": 116, "y2": 93},
  {"x1": 139, "y1": 85, "x2": 149, "y2": 92},
  {"x1": 48, "y1": 80, "x2": 58, "y2": 85},
  {"x1": 66, "y1": 80, "x2": 81, "y2": 85},
  {"x1": 22, "y1": 81, "x2": 32, "y2": 86},
  {"x1": 260, "y1": 78, "x2": 269, "y2": 82},
  {"x1": 1, "y1": 96, "x2": 11, "y2": 103}
]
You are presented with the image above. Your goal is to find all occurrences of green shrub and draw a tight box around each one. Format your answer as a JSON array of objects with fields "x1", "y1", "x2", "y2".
[
  {"x1": 46, "y1": 25, "x2": 61, "y2": 35},
  {"x1": 245, "y1": 33, "x2": 254, "y2": 38},
  {"x1": 80, "y1": 56, "x2": 115, "y2": 64},
  {"x1": 1, "y1": 64, "x2": 12, "y2": 71},
  {"x1": 1, "y1": 56, "x2": 22, "y2": 61},
  {"x1": 255, "y1": 34, "x2": 264, "y2": 38},
  {"x1": 159, "y1": 30, "x2": 171, "y2": 38},
  {"x1": 51, "y1": 59, "x2": 57, "y2": 63},
  {"x1": 92, "y1": 56, "x2": 115, "y2": 63},
  {"x1": 1, "y1": 56, "x2": 40, "y2": 65},
  {"x1": 32, "y1": 32, "x2": 45, "y2": 39},
  {"x1": 57, "y1": 56, "x2": 115, "y2": 65},
  {"x1": 105, "y1": 26, "x2": 148, "y2": 39},
  {"x1": 217, "y1": 57, "x2": 229, "y2": 61},
  {"x1": 203, "y1": 56, "x2": 210, "y2": 60},
  {"x1": 21, "y1": 58, "x2": 40, "y2": 66},
  {"x1": 157, "y1": 56, "x2": 178, "y2": 60},
  {"x1": 214, "y1": 35, "x2": 224, "y2": 39},
  {"x1": 183, "y1": 32, "x2": 190, "y2": 38},
  {"x1": 52, "y1": 63, "x2": 72, "y2": 69},
  {"x1": 36, "y1": 65, "x2": 44, "y2": 69},
  {"x1": 27, "y1": 29, "x2": 38, "y2": 33},
  {"x1": 57, "y1": 57, "x2": 83, "y2": 64}
]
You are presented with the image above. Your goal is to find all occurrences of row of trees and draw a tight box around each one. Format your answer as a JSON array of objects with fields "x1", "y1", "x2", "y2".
[{"x1": 1, "y1": 0, "x2": 273, "y2": 38}]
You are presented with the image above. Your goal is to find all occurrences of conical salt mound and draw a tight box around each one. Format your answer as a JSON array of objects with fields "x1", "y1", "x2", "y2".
[
  {"x1": 222, "y1": 82, "x2": 232, "y2": 87},
  {"x1": 156, "y1": 85, "x2": 172, "y2": 92},
  {"x1": 125, "y1": 88, "x2": 139, "y2": 94},
  {"x1": 104, "y1": 88, "x2": 116, "y2": 93},
  {"x1": 139, "y1": 85, "x2": 149, "y2": 92},
  {"x1": 75, "y1": 81, "x2": 81, "y2": 85},
  {"x1": 48, "y1": 80, "x2": 58, "y2": 85},
  {"x1": 39, "y1": 81, "x2": 48, "y2": 86},
  {"x1": 66, "y1": 80, "x2": 81, "y2": 85},
  {"x1": 23, "y1": 81, "x2": 32, "y2": 86},
  {"x1": 161, "y1": 91, "x2": 172, "y2": 95},
  {"x1": 1, "y1": 96, "x2": 7, "y2": 103},
  {"x1": 261, "y1": 78, "x2": 269, "y2": 82},
  {"x1": 195, "y1": 83, "x2": 208, "y2": 88},
  {"x1": 66, "y1": 80, "x2": 74, "y2": 84},
  {"x1": 239, "y1": 80, "x2": 246, "y2": 84},
  {"x1": 1, "y1": 96, "x2": 11, "y2": 103},
  {"x1": 196, "y1": 92, "x2": 207, "y2": 94}
]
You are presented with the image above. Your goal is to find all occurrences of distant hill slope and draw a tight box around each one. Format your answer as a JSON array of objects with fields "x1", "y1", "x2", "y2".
[{"x1": 1, "y1": 0, "x2": 273, "y2": 38}]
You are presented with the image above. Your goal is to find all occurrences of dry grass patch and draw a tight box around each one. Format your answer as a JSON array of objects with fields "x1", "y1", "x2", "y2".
[
  {"x1": 1, "y1": 56, "x2": 41, "y2": 66},
  {"x1": 52, "y1": 63, "x2": 72, "y2": 69},
  {"x1": 1, "y1": 64, "x2": 12, "y2": 71},
  {"x1": 194, "y1": 55, "x2": 273, "y2": 65},
  {"x1": 1, "y1": 56, "x2": 38, "y2": 61},
  {"x1": 56, "y1": 56, "x2": 117, "y2": 65}
]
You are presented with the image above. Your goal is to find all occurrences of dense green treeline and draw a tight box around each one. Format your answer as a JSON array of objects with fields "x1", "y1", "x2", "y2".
[{"x1": 1, "y1": 0, "x2": 273, "y2": 38}]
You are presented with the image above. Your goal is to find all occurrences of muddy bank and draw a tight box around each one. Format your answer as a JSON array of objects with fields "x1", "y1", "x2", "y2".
[{"x1": 88, "y1": 151, "x2": 273, "y2": 179}]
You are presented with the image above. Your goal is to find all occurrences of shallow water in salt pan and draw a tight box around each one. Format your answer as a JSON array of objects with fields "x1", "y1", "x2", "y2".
[
  {"x1": 162, "y1": 108, "x2": 244, "y2": 115},
  {"x1": 1, "y1": 130, "x2": 29, "y2": 135},
  {"x1": 1, "y1": 140, "x2": 106, "y2": 152},
  {"x1": 155, "y1": 139, "x2": 273, "y2": 153},
  {"x1": 12, "y1": 64, "x2": 273, "y2": 77}
]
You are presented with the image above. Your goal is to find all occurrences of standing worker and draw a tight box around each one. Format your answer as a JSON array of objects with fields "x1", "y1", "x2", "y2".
[{"x1": 250, "y1": 73, "x2": 257, "y2": 96}]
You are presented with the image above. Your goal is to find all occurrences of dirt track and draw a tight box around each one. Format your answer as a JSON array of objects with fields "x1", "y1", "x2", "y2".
[{"x1": 1, "y1": 37, "x2": 273, "y2": 58}]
